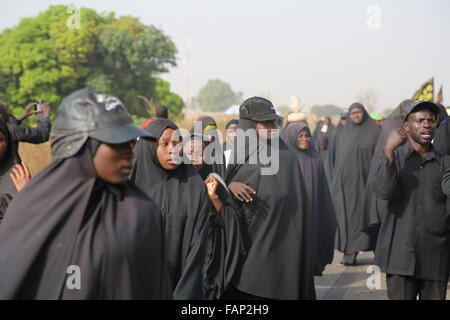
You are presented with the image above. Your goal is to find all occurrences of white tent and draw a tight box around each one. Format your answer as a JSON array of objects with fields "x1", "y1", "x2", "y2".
[{"x1": 223, "y1": 104, "x2": 240, "y2": 115}]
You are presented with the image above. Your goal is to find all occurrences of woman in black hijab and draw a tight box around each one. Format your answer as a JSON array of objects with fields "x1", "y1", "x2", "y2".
[
  {"x1": 0, "y1": 88, "x2": 169, "y2": 299},
  {"x1": 130, "y1": 120, "x2": 244, "y2": 300},
  {"x1": 323, "y1": 110, "x2": 347, "y2": 184},
  {"x1": 281, "y1": 122, "x2": 337, "y2": 276},
  {"x1": 316, "y1": 134, "x2": 329, "y2": 165},
  {"x1": 223, "y1": 97, "x2": 315, "y2": 300},
  {"x1": 331, "y1": 102, "x2": 380, "y2": 265}
]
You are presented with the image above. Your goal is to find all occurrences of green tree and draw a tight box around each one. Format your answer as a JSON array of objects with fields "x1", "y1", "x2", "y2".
[
  {"x1": 197, "y1": 79, "x2": 242, "y2": 112},
  {"x1": 310, "y1": 104, "x2": 342, "y2": 117},
  {"x1": 0, "y1": 5, "x2": 183, "y2": 118}
]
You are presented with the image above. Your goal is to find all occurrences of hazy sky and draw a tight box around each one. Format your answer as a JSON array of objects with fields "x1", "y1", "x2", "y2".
[{"x1": 1, "y1": 0, "x2": 449, "y2": 112}]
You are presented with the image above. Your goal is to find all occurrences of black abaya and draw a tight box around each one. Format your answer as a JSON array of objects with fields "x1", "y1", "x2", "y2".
[
  {"x1": 225, "y1": 118, "x2": 316, "y2": 300},
  {"x1": 280, "y1": 122, "x2": 337, "y2": 276},
  {"x1": 0, "y1": 141, "x2": 169, "y2": 299},
  {"x1": 331, "y1": 103, "x2": 380, "y2": 255},
  {"x1": 130, "y1": 120, "x2": 244, "y2": 300}
]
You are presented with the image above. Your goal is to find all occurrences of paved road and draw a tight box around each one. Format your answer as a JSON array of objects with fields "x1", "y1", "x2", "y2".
[{"x1": 314, "y1": 250, "x2": 450, "y2": 300}]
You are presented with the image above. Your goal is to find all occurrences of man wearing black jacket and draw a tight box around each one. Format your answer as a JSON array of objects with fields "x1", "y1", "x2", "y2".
[{"x1": 374, "y1": 100, "x2": 450, "y2": 300}]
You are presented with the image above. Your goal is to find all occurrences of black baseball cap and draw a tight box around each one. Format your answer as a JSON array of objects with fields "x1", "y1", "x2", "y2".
[
  {"x1": 239, "y1": 96, "x2": 283, "y2": 122},
  {"x1": 340, "y1": 108, "x2": 349, "y2": 119},
  {"x1": 402, "y1": 100, "x2": 441, "y2": 121}
]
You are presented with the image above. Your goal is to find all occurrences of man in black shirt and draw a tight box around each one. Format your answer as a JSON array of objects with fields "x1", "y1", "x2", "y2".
[{"x1": 373, "y1": 100, "x2": 450, "y2": 300}]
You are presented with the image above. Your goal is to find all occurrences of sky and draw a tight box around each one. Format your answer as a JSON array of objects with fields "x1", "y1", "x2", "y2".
[{"x1": 1, "y1": 0, "x2": 449, "y2": 112}]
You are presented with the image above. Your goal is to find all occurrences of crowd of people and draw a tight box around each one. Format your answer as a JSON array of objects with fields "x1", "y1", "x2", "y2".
[{"x1": 0, "y1": 87, "x2": 449, "y2": 300}]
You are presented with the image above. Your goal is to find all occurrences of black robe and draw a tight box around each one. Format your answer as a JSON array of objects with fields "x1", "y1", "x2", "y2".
[
  {"x1": 323, "y1": 121, "x2": 344, "y2": 185},
  {"x1": 0, "y1": 141, "x2": 169, "y2": 299},
  {"x1": 360, "y1": 100, "x2": 412, "y2": 239},
  {"x1": 130, "y1": 120, "x2": 244, "y2": 300},
  {"x1": 434, "y1": 118, "x2": 450, "y2": 156},
  {"x1": 0, "y1": 119, "x2": 20, "y2": 222},
  {"x1": 225, "y1": 118, "x2": 316, "y2": 300},
  {"x1": 280, "y1": 122, "x2": 337, "y2": 276},
  {"x1": 331, "y1": 103, "x2": 380, "y2": 254}
]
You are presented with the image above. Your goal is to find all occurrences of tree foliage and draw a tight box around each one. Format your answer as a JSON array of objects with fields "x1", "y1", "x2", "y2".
[
  {"x1": 196, "y1": 79, "x2": 242, "y2": 112},
  {"x1": 0, "y1": 5, "x2": 183, "y2": 117},
  {"x1": 310, "y1": 104, "x2": 342, "y2": 117}
]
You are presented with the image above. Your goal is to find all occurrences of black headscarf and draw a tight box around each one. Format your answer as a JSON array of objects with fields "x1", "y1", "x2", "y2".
[
  {"x1": 280, "y1": 122, "x2": 337, "y2": 276},
  {"x1": 0, "y1": 139, "x2": 169, "y2": 299},
  {"x1": 330, "y1": 102, "x2": 380, "y2": 254},
  {"x1": 190, "y1": 116, "x2": 226, "y2": 179},
  {"x1": 130, "y1": 119, "x2": 244, "y2": 300},
  {"x1": 317, "y1": 134, "x2": 329, "y2": 164},
  {"x1": 360, "y1": 99, "x2": 412, "y2": 237},
  {"x1": 225, "y1": 118, "x2": 316, "y2": 299},
  {"x1": 0, "y1": 118, "x2": 20, "y2": 221}
]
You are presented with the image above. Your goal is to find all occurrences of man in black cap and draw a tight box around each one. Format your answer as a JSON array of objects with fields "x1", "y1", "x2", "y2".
[
  {"x1": 223, "y1": 97, "x2": 315, "y2": 300},
  {"x1": 373, "y1": 100, "x2": 450, "y2": 300}
]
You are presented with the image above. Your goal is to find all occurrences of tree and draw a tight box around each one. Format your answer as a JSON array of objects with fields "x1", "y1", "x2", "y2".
[
  {"x1": 310, "y1": 104, "x2": 342, "y2": 117},
  {"x1": 356, "y1": 89, "x2": 378, "y2": 113},
  {"x1": 0, "y1": 5, "x2": 183, "y2": 118},
  {"x1": 196, "y1": 79, "x2": 242, "y2": 112}
]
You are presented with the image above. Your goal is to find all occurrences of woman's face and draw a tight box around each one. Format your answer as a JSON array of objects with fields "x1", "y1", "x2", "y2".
[
  {"x1": 256, "y1": 120, "x2": 278, "y2": 140},
  {"x1": 0, "y1": 132, "x2": 7, "y2": 161},
  {"x1": 226, "y1": 123, "x2": 238, "y2": 141},
  {"x1": 93, "y1": 140, "x2": 135, "y2": 185},
  {"x1": 156, "y1": 128, "x2": 181, "y2": 170},
  {"x1": 183, "y1": 139, "x2": 205, "y2": 171},
  {"x1": 349, "y1": 108, "x2": 364, "y2": 124},
  {"x1": 297, "y1": 129, "x2": 311, "y2": 150}
]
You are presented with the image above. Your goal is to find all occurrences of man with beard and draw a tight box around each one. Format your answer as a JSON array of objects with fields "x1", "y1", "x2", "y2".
[
  {"x1": 331, "y1": 103, "x2": 380, "y2": 266},
  {"x1": 374, "y1": 100, "x2": 450, "y2": 300}
]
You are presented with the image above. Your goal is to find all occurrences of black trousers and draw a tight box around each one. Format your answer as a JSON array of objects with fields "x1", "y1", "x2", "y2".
[{"x1": 386, "y1": 274, "x2": 447, "y2": 300}]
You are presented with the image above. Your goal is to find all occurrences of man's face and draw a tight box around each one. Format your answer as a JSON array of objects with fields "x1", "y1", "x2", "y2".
[
  {"x1": 340, "y1": 118, "x2": 347, "y2": 126},
  {"x1": 349, "y1": 108, "x2": 364, "y2": 125},
  {"x1": 404, "y1": 109, "x2": 436, "y2": 146},
  {"x1": 255, "y1": 120, "x2": 278, "y2": 140}
]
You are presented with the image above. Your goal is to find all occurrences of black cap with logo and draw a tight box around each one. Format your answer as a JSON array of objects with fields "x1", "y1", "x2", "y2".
[
  {"x1": 402, "y1": 100, "x2": 441, "y2": 121},
  {"x1": 239, "y1": 97, "x2": 283, "y2": 122}
]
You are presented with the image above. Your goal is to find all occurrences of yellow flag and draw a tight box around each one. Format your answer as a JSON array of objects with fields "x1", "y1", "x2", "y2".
[{"x1": 412, "y1": 78, "x2": 434, "y2": 101}]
